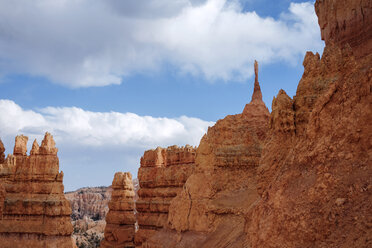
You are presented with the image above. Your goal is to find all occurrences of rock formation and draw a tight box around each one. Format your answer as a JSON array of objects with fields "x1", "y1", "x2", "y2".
[
  {"x1": 135, "y1": 145, "x2": 196, "y2": 247},
  {"x1": 135, "y1": 0, "x2": 372, "y2": 245},
  {"x1": 142, "y1": 62, "x2": 270, "y2": 247},
  {"x1": 0, "y1": 133, "x2": 74, "y2": 248},
  {"x1": 247, "y1": 0, "x2": 372, "y2": 246},
  {"x1": 101, "y1": 172, "x2": 136, "y2": 248},
  {"x1": 315, "y1": 0, "x2": 372, "y2": 58},
  {"x1": 65, "y1": 186, "x2": 112, "y2": 221}
]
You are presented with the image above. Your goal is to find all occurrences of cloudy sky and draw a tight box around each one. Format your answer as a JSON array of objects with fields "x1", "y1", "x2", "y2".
[{"x1": 0, "y1": 0, "x2": 324, "y2": 191}]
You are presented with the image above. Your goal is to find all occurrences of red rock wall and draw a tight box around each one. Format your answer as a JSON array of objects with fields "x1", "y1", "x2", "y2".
[
  {"x1": 315, "y1": 0, "x2": 372, "y2": 58},
  {"x1": 101, "y1": 172, "x2": 136, "y2": 248},
  {"x1": 135, "y1": 145, "x2": 196, "y2": 247},
  {"x1": 0, "y1": 133, "x2": 74, "y2": 248}
]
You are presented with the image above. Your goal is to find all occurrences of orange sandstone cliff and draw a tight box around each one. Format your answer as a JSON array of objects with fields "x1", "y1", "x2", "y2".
[
  {"x1": 101, "y1": 172, "x2": 136, "y2": 248},
  {"x1": 135, "y1": 145, "x2": 196, "y2": 247},
  {"x1": 0, "y1": 133, "x2": 74, "y2": 248}
]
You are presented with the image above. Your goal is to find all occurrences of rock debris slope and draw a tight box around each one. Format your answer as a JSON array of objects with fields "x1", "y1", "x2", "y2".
[{"x1": 0, "y1": 133, "x2": 74, "y2": 248}]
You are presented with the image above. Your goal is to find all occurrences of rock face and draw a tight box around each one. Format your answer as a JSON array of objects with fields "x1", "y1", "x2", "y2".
[
  {"x1": 143, "y1": 62, "x2": 270, "y2": 247},
  {"x1": 245, "y1": 0, "x2": 372, "y2": 247},
  {"x1": 247, "y1": 6, "x2": 372, "y2": 247},
  {"x1": 135, "y1": 145, "x2": 196, "y2": 247},
  {"x1": 315, "y1": 0, "x2": 372, "y2": 58},
  {"x1": 101, "y1": 172, "x2": 136, "y2": 248},
  {"x1": 0, "y1": 133, "x2": 74, "y2": 248},
  {"x1": 65, "y1": 186, "x2": 112, "y2": 221}
]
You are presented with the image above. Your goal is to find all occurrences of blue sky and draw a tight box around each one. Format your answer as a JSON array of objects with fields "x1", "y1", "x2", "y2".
[{"x1": 0, "y1": 0, "x2": 324, "y2": 191}]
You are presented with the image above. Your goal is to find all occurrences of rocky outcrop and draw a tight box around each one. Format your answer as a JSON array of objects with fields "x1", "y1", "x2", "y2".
[
  {"x1": 143, "y1": 62, "x2": 270, "y2": 247},
  {"x1": 65, "y1": 186, "x2": 112, "y2": 221},
  {"x1": 0, "y1": 133, "x2": 74, "y2": 248},
  {"x1": 315, "y1": 0, "x2": 372, "y2": 58},
  {"x1": 101, "y1": 172, "x2": 136, "y2": 248},
  {"x1": 135, "y1": 145, "x2": 196, "y2": 247}
]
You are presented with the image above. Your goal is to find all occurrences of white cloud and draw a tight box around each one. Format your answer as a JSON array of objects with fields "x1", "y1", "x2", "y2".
[
  {"x1": 0, "y1": 0, "x2": 323, "y2": 87},
  {"x1": 0, "y1": 99, "x2": 213, "y2": 190},
  {"x1": 0, "y1": 99, "x2": 212, "y2": 148}
]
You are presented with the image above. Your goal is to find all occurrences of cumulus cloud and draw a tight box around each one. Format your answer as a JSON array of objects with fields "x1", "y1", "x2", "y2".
[
  {"x1": 0, "y1": 99, "x2": 213, "y2": 190},
  {"x1": 0, "y1": 99, "x2": 212, "y2": 148},
  {"x1": 0, "y1": 0, "x2": 323, "y2": 87}
]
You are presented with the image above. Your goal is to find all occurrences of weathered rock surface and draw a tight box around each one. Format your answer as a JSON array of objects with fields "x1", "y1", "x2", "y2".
[
  {"x1": 0, "y1": 133, "x2": 74, "y2": 248},
  {"x1": 65, "y1": 186, "x2": 112, "y2": 221},
  {"x1": 248, "y1": 25, "x2": 372, "y2": 248},
  {"x1": 315, "y1": 0, "x2": 372, "y2": 58},
  {"x1": 135, "y1": 145, "x2": 196, "y2": 247},
  {"x1": 143, "y1": 62, "x2": 270, "y2": 247},
  {"x1": 101, "y1": 172, "x2": 136, "y2": 248},
  {"x1": 245, "y1": 1, "x2": 372, "y2": 247}
]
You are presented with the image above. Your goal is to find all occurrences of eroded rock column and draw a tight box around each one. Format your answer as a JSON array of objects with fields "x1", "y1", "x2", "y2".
[{"x1": 101, "y1": 172, "x2": 136, "y2": 248}]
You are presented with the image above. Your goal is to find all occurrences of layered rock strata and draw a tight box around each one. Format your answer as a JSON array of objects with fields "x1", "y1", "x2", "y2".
[
  {"x1": 0, "y1": 133, "x2": 73, "y2": 248},
  {"x1": 144, "y1": 62, "x2": 270, "y2": 247},
  {"x1": 101, "y1": 172, "x2": 136, "y2": 248},
  {"x1": 135, "y1": 145, "x2": 196, "y2": 247},
  {"x1": 65, "y1": 186, "x2": 112, "y2": 221}
]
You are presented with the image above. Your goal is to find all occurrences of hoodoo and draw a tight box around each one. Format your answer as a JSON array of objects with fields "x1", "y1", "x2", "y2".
[
  {"x1": 0, "y1": 133, "x2": 74, "y2": 248},
  {"x1": 101, "y1": 172, "x2": 136, "y2": 248}
]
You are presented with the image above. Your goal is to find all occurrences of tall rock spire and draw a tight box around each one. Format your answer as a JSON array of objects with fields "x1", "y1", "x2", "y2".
[
  {"x1": 251, "y1": 60, "x2": 263, "y2": 102},
  {"x1": 242, "y1": 60, "x2": 269, "y2": 117}
]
